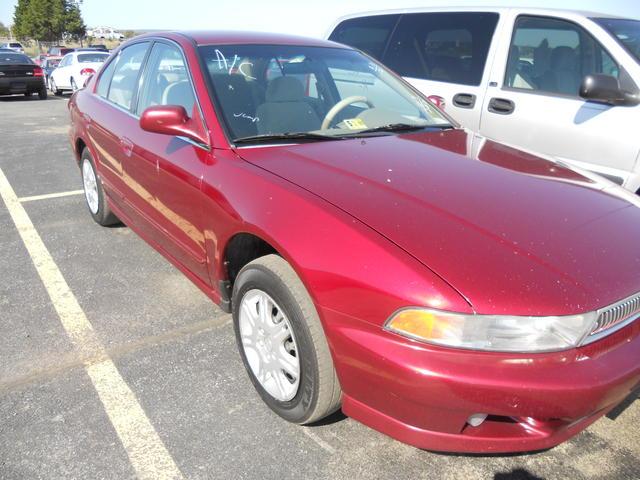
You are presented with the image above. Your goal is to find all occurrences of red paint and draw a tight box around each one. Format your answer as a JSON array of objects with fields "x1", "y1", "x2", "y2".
[{"x1": 68, "y1": 31, "x2": 640, "y2": 453}]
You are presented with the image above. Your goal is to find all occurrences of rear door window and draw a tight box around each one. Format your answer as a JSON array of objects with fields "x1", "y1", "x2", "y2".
[
  {"x1": 382, "y1": 12, "x2": 499, "y2": 86},
  {"x1": 329, "y1": 14, "x2": 400, "y2": 59},
  {"x1": 96, "y1": 57, "x2": 117, "y2": 98},
  {"x1": 107, "y1": 42, "x2": 150, "y2": 110}
]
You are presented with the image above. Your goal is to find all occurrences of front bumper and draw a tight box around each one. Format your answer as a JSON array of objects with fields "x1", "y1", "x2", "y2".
[
  {"x1": 324, "y1": 308, "x2": 640, "y2": 453},
  {"x1": 0, "y1": 77, "x2": 45, "y2": 95}
]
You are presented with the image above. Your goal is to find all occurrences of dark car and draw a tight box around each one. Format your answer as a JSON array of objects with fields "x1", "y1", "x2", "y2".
[
  {"x1": 47, "y1": 46, "x2": 75, "y2": 57},
  {"x1": 68, "y1": 31, "x2": 640, "y2": 454},
  {"x1": 88, "y1": 44, "x2": 108, "y2": 51},
  {"x1": 0, "y1": 52, "x2": 47, "y2": 99}
]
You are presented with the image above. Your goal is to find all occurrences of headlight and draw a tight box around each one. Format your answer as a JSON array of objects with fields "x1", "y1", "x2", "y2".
[{"x1": 385, "y1": 308, "x2": 597, "y2": 352}]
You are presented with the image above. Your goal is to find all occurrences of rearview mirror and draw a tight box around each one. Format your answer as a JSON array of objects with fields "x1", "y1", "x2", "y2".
[
  {"x1": 579, "y1": 74, "x2": 639, "y2": 106},
  {"x1": 140, "y1": 105, "x2": 209, "y2": 146}
]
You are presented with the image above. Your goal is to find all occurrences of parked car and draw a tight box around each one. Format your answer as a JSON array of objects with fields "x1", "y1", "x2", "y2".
[
  {"x1": 49, "y1": 50, "x2": 109, "y2": 95},
  {"x1": 68, "y1": 31, "x2": 640, "y2": 454},
  {"x1": 328, "y1": 8, "x2": 640, "y2": 192},
  {"x1": 0, "y1": 52, "x2": 47, "y2": 99},
  {"x1": 47, "y1": 45, "x2": 75, "y2": 57},
  {"x1": 1, "y1": 42, "x2": 25, "y2": 53},
  {"x1": 88, "y1": 44, "x2": 109, "y2": 51},
  {"x1": 88, "y1": 26, "x2": 125, "y2": 40},
  {"x1": 40, "y1": 56, "x2": 62, "y2": 83}
]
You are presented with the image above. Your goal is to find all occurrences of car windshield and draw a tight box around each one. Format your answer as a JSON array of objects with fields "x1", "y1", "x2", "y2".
[
  {"x1": 0, "y1": 53, "x2": 32, "y2": 65},
  {"x1": 48, "y1": 59, "x2": 61, "y2": 67},
  {"x1": 78, "y1": 53, "x2": 109, "y2": 63},
  {"x1": 594, "y1": 18, "x2": 640, "y2": 64},
  {"x1": 198, "y1": 44, "x2": 451, "y2": 143}
]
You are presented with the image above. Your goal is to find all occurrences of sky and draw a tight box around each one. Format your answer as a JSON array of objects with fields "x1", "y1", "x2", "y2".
[{"x1": 1, "y1": 0, "x2": 639, "y2": 36}]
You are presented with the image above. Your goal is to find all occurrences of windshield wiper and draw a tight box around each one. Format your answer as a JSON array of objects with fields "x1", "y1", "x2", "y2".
[
  {"x1": 233, "y1": 132, "x2": 342, "y2": 144},
  {"x1": 344, "y1": 122, "x2": 455, "y2": 136}
]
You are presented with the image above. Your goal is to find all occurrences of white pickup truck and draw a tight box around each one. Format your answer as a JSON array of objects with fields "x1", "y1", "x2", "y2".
[{"x1": 328, "y1": 8, "x2": 640, "y2": 192}]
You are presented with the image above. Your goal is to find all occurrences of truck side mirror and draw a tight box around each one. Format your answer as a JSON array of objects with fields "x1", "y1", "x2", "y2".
[{"x1": 579, "y1": 74, "x2": 640, "y2": 106}]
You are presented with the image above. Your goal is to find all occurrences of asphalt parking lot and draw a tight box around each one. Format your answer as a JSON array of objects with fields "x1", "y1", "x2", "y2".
[{"x1": 0, "y1": 94, "x2": 639, "y2": 480}]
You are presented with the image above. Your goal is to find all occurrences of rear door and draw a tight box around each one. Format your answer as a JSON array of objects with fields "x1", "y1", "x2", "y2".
[
  {"x1": 86, "y1": 41, "x2": 150, "y2": 208},
  {"x1": 479, "y1": 13, "x2": 640, "y2": 186}
]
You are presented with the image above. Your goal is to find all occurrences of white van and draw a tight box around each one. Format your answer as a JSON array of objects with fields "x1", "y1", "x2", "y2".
[{"x1": 328, "y1": 8, "x2": 640, "y2": 192}]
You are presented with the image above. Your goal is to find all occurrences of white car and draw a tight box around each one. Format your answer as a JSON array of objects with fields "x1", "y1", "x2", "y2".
[
  {"x1": 89, "y1": 26, "x2": 125, "y2": 41},
  {"x1": 1, "y1": 42, "x2": 25, "y2": 53},
  {"x1": 328, "y1": 8, "x2": 640, "y2": 193},
  {"x1": 49, "y1": 51, "x2": 110, "y2": 95}
]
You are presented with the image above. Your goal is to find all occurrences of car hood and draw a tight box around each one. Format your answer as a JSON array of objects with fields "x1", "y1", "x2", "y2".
[{"x1": 236, "y1": 129, "x2": 640, "y2": 316}]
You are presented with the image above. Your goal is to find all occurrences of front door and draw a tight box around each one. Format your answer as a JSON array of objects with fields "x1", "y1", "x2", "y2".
[
  {"x1": 129, "y1": 40, "x2": 210, "y2": 283},
  {"x1": 479, "y1": 14, "x2": 640, "y2": 187}
]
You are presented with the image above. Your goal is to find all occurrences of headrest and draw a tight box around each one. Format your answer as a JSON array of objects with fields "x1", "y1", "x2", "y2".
[{"x1": 266, "y1": 76, "x2": 305, "y2": 102}]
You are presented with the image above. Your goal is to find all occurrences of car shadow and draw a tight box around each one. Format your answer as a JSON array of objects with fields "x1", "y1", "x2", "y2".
[
  {"x1": 494, "y1": 468, "x2": 545, "y2": 480},
  {"x1": 606, "y1": 388, "x2": 639, "y2": 421},
  {"x1": 0, "y1": 94, "x2": 66, "y2": 102}
]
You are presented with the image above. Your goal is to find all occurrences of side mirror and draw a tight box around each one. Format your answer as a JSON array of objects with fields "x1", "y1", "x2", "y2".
[
  {"x1": 139, "y1": 105, "x2": 209, "y2": 146},
  {"x1": 579, "y1": 74, "x2": 639, "y2": 106}
]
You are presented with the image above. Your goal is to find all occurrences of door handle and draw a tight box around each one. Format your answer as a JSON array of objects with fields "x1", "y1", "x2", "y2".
[
  {"x1": 120, "y1": 137, "x2": 134, "y2": 157},
  {"x1": 488, "y1": 97, "x2": 515, "y2": 115},
  {"x1": 452, "y1": 93, "x2": 476, "y2": 109}
]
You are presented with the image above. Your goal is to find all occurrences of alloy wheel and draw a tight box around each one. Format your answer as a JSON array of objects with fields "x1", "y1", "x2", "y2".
[
  {"x1": 239, "y1": 289, "x2": 300, "y2": 401},
  {"x1": 82, "y1": 159, "x2": 99, "y2": 214}
]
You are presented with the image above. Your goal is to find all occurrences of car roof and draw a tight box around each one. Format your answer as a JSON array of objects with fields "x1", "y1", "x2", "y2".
[
  {"x1": 140, "y1": 30, "x2": 350, "y2": 49},
  {"x1": 329, "y1": 6, "x2": 629, "y2": 28}
]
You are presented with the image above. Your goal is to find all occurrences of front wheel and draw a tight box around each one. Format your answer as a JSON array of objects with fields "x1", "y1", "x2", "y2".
[
  {"x1": 50, "y1": 78, "x2": 62, "y2": 96},
  {"x1": 80, "y1": 148, "x2": 119, "y2": 226},
  {"x1": 232, "y1": 255, "x2": 341, "y2": 424}
]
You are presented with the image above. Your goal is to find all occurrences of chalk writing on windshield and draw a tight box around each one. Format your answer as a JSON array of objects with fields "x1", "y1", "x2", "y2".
[{"x1": 214, "y1": 49, "x2": 256, "y2": 80}]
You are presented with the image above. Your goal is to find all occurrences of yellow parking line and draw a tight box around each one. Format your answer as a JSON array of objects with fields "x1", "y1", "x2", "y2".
[
  {"x1": 18, "y1": 189, "x2": 84, "y2": 203},
  {"x1": 0, "y1": 167, "x2": 184, "y2": 480}
]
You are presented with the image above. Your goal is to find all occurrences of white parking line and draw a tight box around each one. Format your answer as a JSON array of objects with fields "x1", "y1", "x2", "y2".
[
  {"x1": 18, "y1": 189, "x2": 84, "y2": 203},
  {"x1": 0, "y1": 167, "x2": 184, "y2": 480}
]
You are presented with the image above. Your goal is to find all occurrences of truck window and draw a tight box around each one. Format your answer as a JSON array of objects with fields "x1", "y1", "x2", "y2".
[
  {"x1": 329, "y1": 14, "x2": 400, "y2": 59},
  {"x1": 505, "y1": 16, "x2": 619, "y2": 96},
  {"x1": 382, "y1": 12, "x2": 499, "y2": 86}
]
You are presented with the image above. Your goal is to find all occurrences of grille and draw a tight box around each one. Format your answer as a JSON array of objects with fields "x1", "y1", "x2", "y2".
[{"x1": 592, "y1": 294, "x2": 640, "y2": 336}]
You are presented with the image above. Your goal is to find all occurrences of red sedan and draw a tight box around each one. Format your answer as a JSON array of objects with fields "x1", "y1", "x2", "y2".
[{"x1": 68, "y1": 31, "x2": 640, "y2": 453}]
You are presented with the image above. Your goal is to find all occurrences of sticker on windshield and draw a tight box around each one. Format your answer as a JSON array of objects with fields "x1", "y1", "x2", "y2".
[{"x1": 342, "y1": 118, "x2": 367, "y2": 130}]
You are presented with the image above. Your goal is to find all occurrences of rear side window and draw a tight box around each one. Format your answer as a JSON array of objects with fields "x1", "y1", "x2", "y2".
[
  {"x1": 505, "y1": 16, "x2": 620, "y2": 96},
  {"x1": 107, "y1": 42, "x2": 150, "y2": 110},
  {"x1": 329, "y1": 14, "x2": 400, "y2": 58},
  {"x1": 96, "y1": 58, "x2": 117, "y2": 97},
  {"x1": 382, "y1": 12, "x2": 499, "y2": 86}
]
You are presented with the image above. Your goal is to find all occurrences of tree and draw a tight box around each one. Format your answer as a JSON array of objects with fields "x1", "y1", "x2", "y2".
[
  {"x1": 12, "y1": 0, "x2": 32, "y2": 40},
  {"x1": 64, "y1": 1, "x2": 86, "y2": 42},
  {"x1": 12, "y1": 0, "x2": 86, "y2": 43},
  {"x1": 0, "y1": 22, "x2": 10, "y2": 38}
]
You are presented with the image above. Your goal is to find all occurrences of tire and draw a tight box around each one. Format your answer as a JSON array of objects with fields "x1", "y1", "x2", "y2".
[
  {"x1": 50, "y1": 78, "x2": 62, "y2": 96},
  {"x1": 38, "y1": 86, "x2": 47, "y2": 100},
  {"x1": 80, "y1": 148, "x2": 119, "y2": 226},
  {"x1": 232, "y1": 254, "x2": 341, "y2": 424}
]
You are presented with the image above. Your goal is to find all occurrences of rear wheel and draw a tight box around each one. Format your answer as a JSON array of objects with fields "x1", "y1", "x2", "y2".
[
  {"x1": 232, "y1": 254, "x2": 341, "y2": 424},
  {"x1": 38, "y1": 86, "x2": 47, "y2": 100},
  {"x1": 80, "y1": 148, "x2": 119, "y2": 226}
]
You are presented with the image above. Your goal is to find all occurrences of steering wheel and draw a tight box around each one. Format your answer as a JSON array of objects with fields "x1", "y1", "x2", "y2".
[{"x1": 321, "y1": 96, "x2": 375, "y2": 130}]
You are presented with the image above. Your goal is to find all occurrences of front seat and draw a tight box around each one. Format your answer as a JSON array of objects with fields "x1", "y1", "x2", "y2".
[
  {"x1": 162, "y1": 80, "x2": 195, "y2": 116},
  {"x1": 256, "y1": 76, "x2": 321, "y2": 135},
  {"x1": 541, "y1": 46, "x2": 580, "y2": 95}
]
